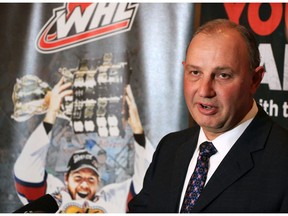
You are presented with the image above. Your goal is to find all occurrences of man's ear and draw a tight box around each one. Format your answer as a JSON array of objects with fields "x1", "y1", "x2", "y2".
[
  {"x1": 251, "y1": 66, "x2": 265, "y2": 94},
  {"x1": 64, "y1": 173, "x2": 69, "y2": 185}
]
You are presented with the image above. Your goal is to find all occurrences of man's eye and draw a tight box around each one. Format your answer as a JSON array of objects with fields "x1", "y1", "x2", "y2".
[
  {"x1": 190, "y1": 71, "x2": 200, "y2": 76},
  {"x1": 185, "y1": 69, "x2": 201, "y2": 81},
  {"x1": 74, "y1": 176, "x2": 82, "y2": 182},
  {"x1": 88, "y1": 177, "x2": 97, "y2": 183},
  {"x1": 219, "y1": 73, "x2": 231, "y2": 79}
]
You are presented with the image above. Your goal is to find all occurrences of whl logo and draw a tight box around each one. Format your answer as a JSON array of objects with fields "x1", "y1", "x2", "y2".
[{"x1": 36, "y1": 3, "x2": 139, "y2": 54}]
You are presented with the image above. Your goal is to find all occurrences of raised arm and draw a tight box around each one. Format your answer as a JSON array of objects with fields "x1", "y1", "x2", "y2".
[
  {"x1": 44, "y1": 77, "x2": 73, "y2": 125},
  {"x1": 125, "y1": 84, "x2": 154, "y2": 194},
  {"x1": 14, "y1": 77, "x2": 73, "y2": 203}
]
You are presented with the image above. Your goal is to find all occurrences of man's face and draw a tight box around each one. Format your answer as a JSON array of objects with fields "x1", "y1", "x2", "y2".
[
  {"x1": 65, "y1": 168, "x2": 99, "y2": 201},
  {"x1": 183, "y1": 29, "x2": 262, "y2": 140}
]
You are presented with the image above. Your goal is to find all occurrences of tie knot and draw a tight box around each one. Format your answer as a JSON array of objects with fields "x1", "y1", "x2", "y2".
[{"x1": 199, "y1": 141, "x2": 217, "y2": 158}]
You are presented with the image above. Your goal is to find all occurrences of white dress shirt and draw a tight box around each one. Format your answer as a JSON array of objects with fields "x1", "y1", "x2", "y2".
[{"x1": 179, "y1": 100, "x2": 259, "y2": 211}]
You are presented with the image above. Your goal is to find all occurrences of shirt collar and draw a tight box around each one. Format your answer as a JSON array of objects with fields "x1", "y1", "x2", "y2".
[{"x1": 198, "y1": 100, "x2": 258, "y2": 155}]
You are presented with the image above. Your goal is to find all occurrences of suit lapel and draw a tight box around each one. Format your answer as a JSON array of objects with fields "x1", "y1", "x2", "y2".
[
  {"x1": 169, "y1": 127, "x2": 200, "y2": 212},
  {"x1": 192, "y1": 106, "x2": 273, "y2": 212},
  {"x1": 191, "y1": 139, "x2": 254, "y2": 212}
]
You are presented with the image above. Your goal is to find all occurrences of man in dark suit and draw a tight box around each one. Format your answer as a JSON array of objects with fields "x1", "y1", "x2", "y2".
[{"x1": 128, "y1": 19, "x2": 288, "y2": 213}]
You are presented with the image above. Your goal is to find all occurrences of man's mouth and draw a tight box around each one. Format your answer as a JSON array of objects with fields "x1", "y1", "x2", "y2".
[
  {"x1": 197, "y1": 103, "x2": 218, "y2": 115},
  {"x1": 77, "y1": 191, "x2": 89, "y2": 199},
  {"x1": 201, "y1": 104, "x2": 213, "y2": 109}
]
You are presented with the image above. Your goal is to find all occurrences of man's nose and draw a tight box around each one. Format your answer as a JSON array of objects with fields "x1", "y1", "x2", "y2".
[
  {"x1": 198, "y1": 76, "x2": 216, "y2": 98},
  {"x1": 79, "y1": 180, "x2": 89, "y2": 188}
]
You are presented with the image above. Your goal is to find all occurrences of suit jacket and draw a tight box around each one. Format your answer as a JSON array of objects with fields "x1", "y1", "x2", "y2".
[{"x1": 128, "y1": 106, "x2": 288, "y2": 213}]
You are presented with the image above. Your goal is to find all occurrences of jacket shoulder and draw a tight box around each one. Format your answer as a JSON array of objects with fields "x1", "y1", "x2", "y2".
[{"x1": 155, "y1": 126, "x2": 200, "y2": 152}]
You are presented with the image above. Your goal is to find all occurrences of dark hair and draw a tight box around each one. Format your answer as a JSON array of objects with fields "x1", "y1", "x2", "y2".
[{"x1": 190, "y1": 19, "x2": 260, "y2": 71}]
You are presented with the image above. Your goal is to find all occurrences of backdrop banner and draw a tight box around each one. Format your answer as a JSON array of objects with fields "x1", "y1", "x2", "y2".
[
  {"x1": 1, "y1": 2, "x2": 287, "y2": 213},
  {"x1": 200, "y1": 3, "x2": 288, "y2": 130},
  {"x1": 0, "y1": 3, "x2": 193, "y2": 213}
]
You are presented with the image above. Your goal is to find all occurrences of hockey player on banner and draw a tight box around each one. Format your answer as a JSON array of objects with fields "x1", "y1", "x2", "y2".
[{"x1": 13, "y1": 77, "x2": 154, "y2": 213}]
